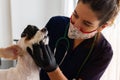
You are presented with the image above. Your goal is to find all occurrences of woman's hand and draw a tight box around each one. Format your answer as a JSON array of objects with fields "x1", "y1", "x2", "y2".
[{"x1": 27, "y1": 41, "x2": 58, "y2": 72}]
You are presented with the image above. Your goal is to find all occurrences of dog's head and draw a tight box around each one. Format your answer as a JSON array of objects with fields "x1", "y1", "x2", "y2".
[
  {"x1": 21, "y1": 25, "x2": 48, "y2": 41},
  {"x1": 17, "y1": 25, "x2": 48, "y2": 55}
]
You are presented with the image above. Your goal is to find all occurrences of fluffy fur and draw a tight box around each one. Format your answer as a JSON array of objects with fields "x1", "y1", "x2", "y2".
[{"x1": 0, "y1": 26, "x2": 48, "y2": 80}]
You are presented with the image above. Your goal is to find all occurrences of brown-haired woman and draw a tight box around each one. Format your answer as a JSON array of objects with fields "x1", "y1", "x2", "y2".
[{"x1": 26, "y1": 0, "x2": 120, "y2": 80}]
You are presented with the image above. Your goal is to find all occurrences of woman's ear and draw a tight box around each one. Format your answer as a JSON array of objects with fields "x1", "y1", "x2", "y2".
[{"x1": 97, "y1": 23, "x2": 109, "y2": 32}]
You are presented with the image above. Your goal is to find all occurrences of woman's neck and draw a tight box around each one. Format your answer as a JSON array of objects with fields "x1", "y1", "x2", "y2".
[{"x1": 73, "y1": 39, "x2": 84, "y2": 49}]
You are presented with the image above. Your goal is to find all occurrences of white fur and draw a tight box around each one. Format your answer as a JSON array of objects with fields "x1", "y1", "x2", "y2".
[{"x1": 0, "y1": 30, "x2": 48, "y2": 80}]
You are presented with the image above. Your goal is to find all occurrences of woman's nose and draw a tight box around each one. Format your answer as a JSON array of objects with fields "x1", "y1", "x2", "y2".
[
  {"x1": 71, "y1": 17, "x2": 81, "y2": 27},
  {"x1": 72, "y1": 20, "x2": 82, "y2": 29}
]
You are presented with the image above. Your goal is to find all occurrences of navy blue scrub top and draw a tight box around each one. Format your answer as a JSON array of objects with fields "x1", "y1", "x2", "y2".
[{"x1": 40, "y1": 16, "x2": 113, "y2": 80}]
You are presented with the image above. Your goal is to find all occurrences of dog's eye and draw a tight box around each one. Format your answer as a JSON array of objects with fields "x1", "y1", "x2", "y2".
[{"x1": 41, "y1": 28, "x2": 47, "y2": 32}]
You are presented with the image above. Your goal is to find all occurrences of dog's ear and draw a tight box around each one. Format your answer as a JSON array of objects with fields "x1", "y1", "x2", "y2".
[
  {"x1": 0, "y1": 45, "x2": 22, "y2": 60},
  {"x1": 21, "y1": 25, "x2": 39, "y2": 40}
]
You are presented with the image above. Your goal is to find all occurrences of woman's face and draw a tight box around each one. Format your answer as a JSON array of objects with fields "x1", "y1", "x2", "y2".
[{"x1": 71, "y1": 2, "x2": 104, "y2": 32}]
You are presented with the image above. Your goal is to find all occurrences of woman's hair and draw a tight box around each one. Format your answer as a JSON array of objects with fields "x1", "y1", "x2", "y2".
[{"x1": 78, "y1": 0, "x2": 120, "y2": 26}]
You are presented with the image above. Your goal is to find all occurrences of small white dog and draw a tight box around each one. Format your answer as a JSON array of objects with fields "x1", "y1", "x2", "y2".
[{"x1": 0, "y1": 25, "x2": 48, "y2": 80}]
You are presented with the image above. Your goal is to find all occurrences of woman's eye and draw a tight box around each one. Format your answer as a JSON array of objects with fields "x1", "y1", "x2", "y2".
[
  {"x1": 83, "y1": 21, "x2": 91, "y2": 27},
  {"x1": 85, "y1": 23, "x2": 90, "y2": 27}
]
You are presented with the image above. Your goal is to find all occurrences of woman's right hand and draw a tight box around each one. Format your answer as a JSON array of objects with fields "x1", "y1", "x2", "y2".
[{"x1": 27, "y1": 41, "x2": 58, "y2": 72}]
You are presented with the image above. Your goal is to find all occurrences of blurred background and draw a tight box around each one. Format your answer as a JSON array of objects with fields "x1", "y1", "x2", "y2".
[{"x1": 0, "y1": 0, "x2": 120, "y2": 80}]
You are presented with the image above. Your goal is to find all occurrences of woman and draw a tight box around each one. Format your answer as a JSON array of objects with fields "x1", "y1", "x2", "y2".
[{"x1": 26, "y1": 0, "x2": 120, "y2": 80}]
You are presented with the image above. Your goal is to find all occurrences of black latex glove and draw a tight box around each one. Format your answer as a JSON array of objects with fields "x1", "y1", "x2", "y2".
[{"x1": 27, "y1": 41, "x2": 58, "y2": 72}]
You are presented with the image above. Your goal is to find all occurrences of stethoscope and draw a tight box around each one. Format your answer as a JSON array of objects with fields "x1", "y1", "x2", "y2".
[
  {"x1": 53, "y1": 22, "x2": 97, "y2": 79},
  {"x1": 54, "y1": 23, "x2": 70, "y2": 66}
]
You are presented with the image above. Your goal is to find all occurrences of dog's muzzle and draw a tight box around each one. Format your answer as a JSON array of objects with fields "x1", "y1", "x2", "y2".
[{"x1": 40, "y1": 27, "x2": 49, "y2": 45}]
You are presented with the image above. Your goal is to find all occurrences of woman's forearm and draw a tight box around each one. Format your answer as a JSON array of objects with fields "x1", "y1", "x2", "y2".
[{"x1": 47, "y1": 67, "x2": 68, "y2": 80}]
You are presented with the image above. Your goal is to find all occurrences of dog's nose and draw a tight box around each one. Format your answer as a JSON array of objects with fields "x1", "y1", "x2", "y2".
[{"x1": 41, "y1": 27, "x2": 47, "y2": 32}]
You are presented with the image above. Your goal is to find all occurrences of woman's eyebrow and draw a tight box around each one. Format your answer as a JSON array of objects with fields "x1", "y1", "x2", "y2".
[
  {"x1": 74, "y1": 10, "x2": 79, "y2": 17},
  {"x1": 74, "y1": 10, "x2": 77, "y2": 14}
]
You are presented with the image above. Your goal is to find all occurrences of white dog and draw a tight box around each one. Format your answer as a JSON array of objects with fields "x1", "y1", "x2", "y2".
[{"x1": 0, "y1": 25, "x2": 48, "y2": 80}]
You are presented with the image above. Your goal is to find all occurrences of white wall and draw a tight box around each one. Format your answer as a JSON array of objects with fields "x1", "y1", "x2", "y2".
[
  {"x1": 11, "y1": 0, "x2": 64, "y2": 40},
  {"x1": 0, "y1": 0, "x2": 12, "y2": 47}
]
